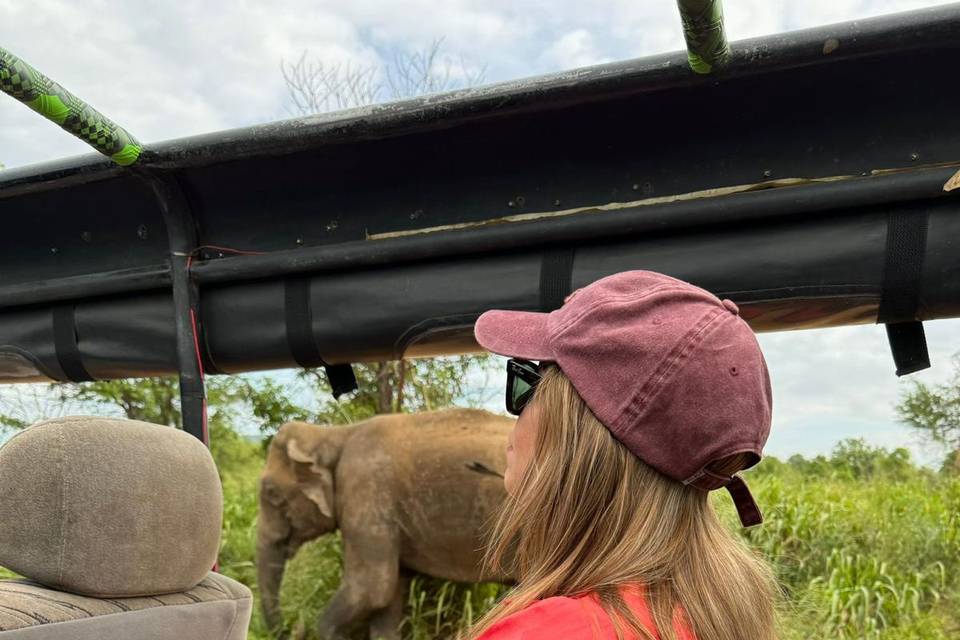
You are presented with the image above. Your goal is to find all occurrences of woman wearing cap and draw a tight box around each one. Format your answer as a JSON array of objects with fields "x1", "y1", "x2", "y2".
[{"x1": 466, "y1": 270, "x2": 780, "y2": 640}]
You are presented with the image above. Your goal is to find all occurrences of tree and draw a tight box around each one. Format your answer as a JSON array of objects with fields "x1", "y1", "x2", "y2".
[
  {"x1": 47, "y1": 376, "x2": 276, "y2": 473},
  {"x1": 64, "y1": 377, "x2": 184, "y2": 426},
  {"x1": 0, "y1": 383, "x2": 87, "y2": 434},
  {"x1": 893, "y1": 351, "x2": 960, "y2": 473},
  {"x1": 296, "y1": 354, "x2": 494, "y2": 428},
  {"x1": 41, "y1": 351, "x2": 498, "y2": 437},
  {"x1": 280, "y1": 37, "x2": 486, "y2": 114},
  {"x1": 829, "y1": 438, "x2": 913, "y2": 481}
]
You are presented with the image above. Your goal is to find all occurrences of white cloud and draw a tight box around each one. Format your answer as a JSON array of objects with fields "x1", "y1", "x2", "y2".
[
  {"x1": 538, "y1": 29, "x2": 611, "y2": 69},
  {"x1": 0, "y1": 0, "x2": 381, "y2": 166}
]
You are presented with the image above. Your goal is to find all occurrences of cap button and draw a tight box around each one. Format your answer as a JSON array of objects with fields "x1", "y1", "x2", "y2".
[{"x1": 721, "y1": 298, "x2": 739, "y2": 315}]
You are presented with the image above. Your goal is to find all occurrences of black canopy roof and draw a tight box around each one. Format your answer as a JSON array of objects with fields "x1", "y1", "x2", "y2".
[{"x1": 1, "y1": 3, "x2": 958, "y2": 398}]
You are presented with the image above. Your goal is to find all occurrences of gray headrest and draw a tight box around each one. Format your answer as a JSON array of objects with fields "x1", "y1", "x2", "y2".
[{"x1": 0, "y1": 416, "x2": 222, "y2": 597}]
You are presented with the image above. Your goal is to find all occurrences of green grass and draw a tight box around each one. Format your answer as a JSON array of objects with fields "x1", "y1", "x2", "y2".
[
  {"x1": 729, "y1": 461, "x2": 960, "y2": 640},
  {"x1": 0, "y1": 430, "x2": 956, "y2": 640}
]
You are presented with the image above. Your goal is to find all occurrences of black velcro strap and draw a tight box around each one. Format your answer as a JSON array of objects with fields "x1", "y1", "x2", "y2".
[
  {"x1": 539, "y1": 248, "x2": 575, "y2": 312},
  {"x1": 325, "y1": 364, "x2": 358, "y2": 400},
  {"x1": 284, "y1": 277, "x2": 358, "y2": 399},
  {"x1": 285, "y1": 277, "x2": 324, "y2": 368},
  {"x1": 192, "y1": 309, "x2": 224, "y2": 376},
  {"x1": 876, "y1": 208, "x2": 931, "y2": 376},
  {"x1": 53, "y1": 305, "x2": 93, "y2": 382},
  {"x1": 884, "y1": 322, "x2": 929, "y2": 377}
]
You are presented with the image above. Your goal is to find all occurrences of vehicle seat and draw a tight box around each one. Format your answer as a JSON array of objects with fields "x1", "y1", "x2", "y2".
[{"x1": 0, "y1": 416, "x2": 252, "y2": 639}]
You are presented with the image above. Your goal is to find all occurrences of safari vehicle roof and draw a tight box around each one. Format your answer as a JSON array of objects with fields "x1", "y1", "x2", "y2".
[{"x1": 1, "y1": 3, "x2": 959, "y2": 441}]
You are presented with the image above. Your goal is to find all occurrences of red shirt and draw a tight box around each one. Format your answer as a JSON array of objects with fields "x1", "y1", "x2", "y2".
[{"x1": 475, "y1": 585, "x2": 696, "y2": 640}]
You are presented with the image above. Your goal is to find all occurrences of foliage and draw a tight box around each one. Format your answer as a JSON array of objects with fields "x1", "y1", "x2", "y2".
[
  {"x1": 64, "y1": 377, "x2": 183, "y2": 425},
  {"x1": 5, "y1": 355, "x2": 495, "y2": 442},
  {"x1": 940, "y1": 449, "x2": 960, "y2": 476},
  {"x1": 53, "y1": 375, "x2": 297, "y2": 431},
  {"x1": 402, "y1": 577, "x2": 508, "y2": 640},
  {"x1": 770, "y1": 438, "x2": 919, "y2": 482},
  {"x1": 895, "y1": 350, "x2": 960, "y2": 459},
  {"x1": 725, "y1": 446, "x2": 960, "y2": 640},
  {"x1": 806, "y1": 549, "x2": 945, "y2": 639},
  {"x1": 0, "y1": 383, "x2": 89, "y2": 434},
  {"x1": 286, "y1": 356, "x2": 495, "y2": 431}
]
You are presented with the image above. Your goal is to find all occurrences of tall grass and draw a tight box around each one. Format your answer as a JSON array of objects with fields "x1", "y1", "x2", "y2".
[
  {"x1": 402, "y1": 578, "x2": 508, "y2": 640},
  {"x1": 214, "y1": 437, "x2": 958, "y2": 640},
  {"x1": 728, "y1": 457, "x2": 960, "y2": 640}
]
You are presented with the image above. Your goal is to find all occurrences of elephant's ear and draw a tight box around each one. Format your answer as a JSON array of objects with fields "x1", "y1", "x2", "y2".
[
  {"x1": 286, "y1": 438, "x2": 319, "y2": 470},
  {"x1": 286, "y1": 438, "x2": 335, "y2": 520},
  {"x1": 300, "y1": 467, "x2": 335, "y2": 520}
]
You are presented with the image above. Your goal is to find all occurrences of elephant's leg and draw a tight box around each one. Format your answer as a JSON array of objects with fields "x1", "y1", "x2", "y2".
[
  {"x1": 317, "y1": 533, "x2": 400, "y2": 640},
  {"x1": 368, "y1": 572, "x2": 410, "y2": 640}
]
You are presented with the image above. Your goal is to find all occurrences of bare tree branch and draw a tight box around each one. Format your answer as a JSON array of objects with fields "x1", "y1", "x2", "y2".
[
  {"x1": 0, "y1": 382, "x2": 106, "y2": 434},
  {"x1": 282, "y1": 37, "x2": 486, "y2": 118},
  {"x1": 280, "y1": 51, "x2": 380, "y2": 116}
]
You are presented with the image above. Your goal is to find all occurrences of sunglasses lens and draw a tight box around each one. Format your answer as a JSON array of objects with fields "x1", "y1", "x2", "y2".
[
  {"x1": 506, "y1": 359, "x2": 541, "y2": 415},
  {"x1": 512, "y1": 377, "x2": 533, "y2": 409}
]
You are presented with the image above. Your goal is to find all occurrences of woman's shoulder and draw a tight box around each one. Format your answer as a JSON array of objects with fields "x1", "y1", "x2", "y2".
[
  {"x1": 474, "y1": 594, "x2": 606, "y2": 640},
  {"x1": 474, "y1": 585, "x2": 696, "y2": 640}
]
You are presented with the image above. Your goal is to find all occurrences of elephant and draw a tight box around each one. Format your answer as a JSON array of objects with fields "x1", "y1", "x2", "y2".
[{"x1": 256, "y1": 407, "x2": 514, "y2": 640}]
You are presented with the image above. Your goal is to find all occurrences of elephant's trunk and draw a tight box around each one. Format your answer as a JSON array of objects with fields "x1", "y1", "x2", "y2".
[
  {"x1": 256, "y1": 494, "x2": 292, "y2": 638},
  {"x1": 257, "y1": 535, "x2": 288, "y2": 637}
]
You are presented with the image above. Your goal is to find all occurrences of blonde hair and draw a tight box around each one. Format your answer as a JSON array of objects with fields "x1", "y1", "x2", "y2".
[{"x1": 466, "y1": 363, "x2": 781, "y2": 640}]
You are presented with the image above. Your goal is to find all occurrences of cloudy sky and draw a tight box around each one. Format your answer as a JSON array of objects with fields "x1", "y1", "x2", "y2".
[{"x1": 2, "y1": 0, "x2": 958, "y2": 465}]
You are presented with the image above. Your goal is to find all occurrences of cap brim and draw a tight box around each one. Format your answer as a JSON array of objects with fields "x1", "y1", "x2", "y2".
[{"x1": 474, "y1": 309, "x2": 556, "y2": 360}]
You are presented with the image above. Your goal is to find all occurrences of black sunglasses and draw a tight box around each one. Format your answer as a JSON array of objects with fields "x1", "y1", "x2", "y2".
[{"x1": 505, "y1": 358, "x2": 544, "y2": 416}]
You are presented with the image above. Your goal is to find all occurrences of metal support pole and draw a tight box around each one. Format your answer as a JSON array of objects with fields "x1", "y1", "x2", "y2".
[
  {"x1": 676, "y1": 0, "x2": 731, "y2": 74},
  {"x1": 0, "y1": 44, "x2": 208, "y2": 442},
  {"x1": 0, "y1": 46, "x2": 142, "y2": 165},
  {"x1": 141, "y1": 172, "x2": 208, "y2": 444}
]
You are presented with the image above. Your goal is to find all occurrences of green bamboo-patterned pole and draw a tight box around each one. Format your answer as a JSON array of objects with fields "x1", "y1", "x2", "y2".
[
  {"x1": 676, "y1": 0, "x2": 731, "y2": 74},
  {"x1": 0, "y1": 46, "x2": 142, "y2": 166}
]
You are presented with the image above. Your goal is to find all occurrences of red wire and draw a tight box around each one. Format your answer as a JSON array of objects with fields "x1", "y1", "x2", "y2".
[
  {"x1": 191, "y1": 244, "x2": 267, "y2": 256},
  {"x1": 187, "y1": 313, "x2": 205, "y2": 383}
]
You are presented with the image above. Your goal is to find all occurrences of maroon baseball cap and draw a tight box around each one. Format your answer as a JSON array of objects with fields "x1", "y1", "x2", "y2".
[{"x1": 474, "y1": 269, "x2": 773, "y2": 527}]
